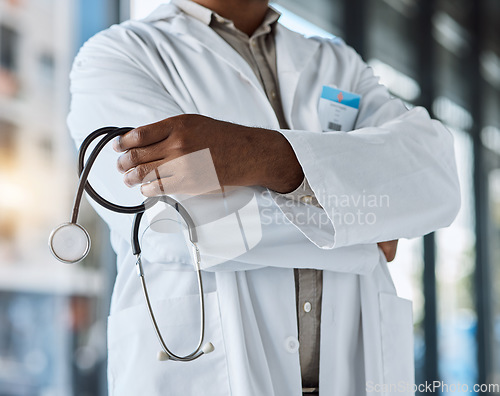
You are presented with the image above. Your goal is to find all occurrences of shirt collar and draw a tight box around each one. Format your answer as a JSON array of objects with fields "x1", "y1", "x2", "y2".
[
  {"x1": 171, "y1": 0, "x2": 213, "y2": 25},
  {"x1": 171, "y1": 0, "x2": 281, "y2": 35}
]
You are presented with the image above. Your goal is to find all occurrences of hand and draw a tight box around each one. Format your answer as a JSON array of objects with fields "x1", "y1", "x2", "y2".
[
  {"x1": 113, "y1": 114, "x2": 304, "y2": 195},
  {"x1": 377, "y1": 240, "x2": 398, "y2": 262}
]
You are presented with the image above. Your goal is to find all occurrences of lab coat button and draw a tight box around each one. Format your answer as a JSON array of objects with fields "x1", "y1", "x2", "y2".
[
  {"x1": 303, "y1": 302, "x2": 312, "y2": 313},
  {"x1": 284, "y1": 336, "x2": 299, "y2": 353},
  {"x1": 300, "y1": 195, "x2": 314, "y2": 205}
]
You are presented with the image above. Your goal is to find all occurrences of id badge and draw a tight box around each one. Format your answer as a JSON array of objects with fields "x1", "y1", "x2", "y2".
[{"x1": 318, "y1": 86, "x2": 361, "y2": 132}]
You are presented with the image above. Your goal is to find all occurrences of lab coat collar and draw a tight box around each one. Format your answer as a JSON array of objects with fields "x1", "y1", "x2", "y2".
[
  {"x1": 141, "y1": 3, "x2": 179, "y2": 23},
  {"x1": 170, "y1": 0, "x2": 212, "y2": 25},
  {"x1": 163, "y1": 4, "x2": 273, "y2": 104},
  {"x1": 141, "y1": 1, "x2": 321, "y2": 76},
  {"x1": 142, "y1": 2, "x2": 319, "y2": 85},
  {"x1": 171, "y1": 0, "x2": 281, "y2": 34}
]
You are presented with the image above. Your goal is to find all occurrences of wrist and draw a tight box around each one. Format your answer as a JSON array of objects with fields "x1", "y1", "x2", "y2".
[{"x1": 251, "y1": 128, "x2": 304, "y2": 193}]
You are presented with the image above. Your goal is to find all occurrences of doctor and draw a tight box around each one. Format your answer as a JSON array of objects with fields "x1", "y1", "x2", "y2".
[{"x1": 67, "y1": 0, "x2": 460, "y2": 395}]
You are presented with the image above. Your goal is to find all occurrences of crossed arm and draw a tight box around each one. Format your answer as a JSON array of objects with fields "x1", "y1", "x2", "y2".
[
  {"x1": 113, "y1": 113, "x2": 399, "y2": 261},
  {"x1": 69, "y1": 30, "x2": 459, "y2": 262}
]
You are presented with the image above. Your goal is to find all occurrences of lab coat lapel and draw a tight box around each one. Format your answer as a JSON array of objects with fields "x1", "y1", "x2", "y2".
[
  {"x1": 171, "y1": 14, "x2": 266, "y2": 97},
  {"x1": 169, "y1": 12, "x2": 280, "y2": 127},
  {"x1": 275, "y1": 25, "x2": 320, "y2": 130},
  {"x1": 148, "y1": 3, "x2": 274, "y2": 96}
]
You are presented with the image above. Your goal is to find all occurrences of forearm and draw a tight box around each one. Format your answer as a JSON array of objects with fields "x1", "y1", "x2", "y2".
[{"x1": 115, "y1": 115, "x2": 305, "y2": 195}]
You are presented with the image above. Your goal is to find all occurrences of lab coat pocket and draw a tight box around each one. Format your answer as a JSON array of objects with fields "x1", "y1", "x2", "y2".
[
  {"x1": 107, "y1": 291, "x2": 230, "y2": 396},
  {"x1": 379, "y1": 292, "x2": 415, "y2": 395}
]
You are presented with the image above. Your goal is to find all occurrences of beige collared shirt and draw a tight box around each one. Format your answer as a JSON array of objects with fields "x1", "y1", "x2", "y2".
[{"x1": 171, "y1": 0, "x2": 322, "y2": 389}]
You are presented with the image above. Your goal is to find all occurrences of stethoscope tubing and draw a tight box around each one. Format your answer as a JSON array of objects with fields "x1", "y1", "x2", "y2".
[
  {"x1": 132, "y1": 203, "x2": 205, "y2": 361},
  {"x1": 135, "y1": 249, "x2": 206, "y2": 361},
  {"x1": 73, "y1": 126, "x2": 147, "y2": 224}
]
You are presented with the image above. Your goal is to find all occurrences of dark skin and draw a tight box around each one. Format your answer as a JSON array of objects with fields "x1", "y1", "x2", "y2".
[{"x1": 113, "y1": 0, "x2": 399, "y2": 261}]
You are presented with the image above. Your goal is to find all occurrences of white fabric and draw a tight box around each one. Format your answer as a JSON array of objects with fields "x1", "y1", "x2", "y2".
[
  {"x1": 67, "y1": 3, "x2": 461, "y2": 395},
  {"x1": 278, "y1": 177, "x2": 317, "y2": 204}
]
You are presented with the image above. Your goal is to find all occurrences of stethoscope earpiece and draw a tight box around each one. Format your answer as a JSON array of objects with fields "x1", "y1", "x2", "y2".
[
  {"x1": 202, "y1": 342, "x2": 215, "y2": 354},
  {"x1": 49, "y1": 222, "x2": 91, "y2": 264},
  {"x1": 156, "y1": 342, "x2": 215, "y2": 362},
  {"x1": 157, "y1": 351, "x2": 170, "y2": 361}
]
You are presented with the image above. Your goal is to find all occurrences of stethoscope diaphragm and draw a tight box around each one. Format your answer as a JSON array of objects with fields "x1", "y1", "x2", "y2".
[{"x1": 48, "y1": 222, "x2": 91, "y2": 264}]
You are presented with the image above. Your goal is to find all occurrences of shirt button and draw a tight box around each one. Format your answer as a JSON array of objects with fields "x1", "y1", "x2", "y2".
[
  {"x1": 251, "y1": 40, "x2": 257, "y2": 47},
  {"x1": 270, "y1": 90, "x2": 277, "y2": 99},
  {"x1": 303, "y1": 302, "x2": 312, "y2": 313},
  {"x1": 284, "y1": 336, "x2": 299, "y2": 353},
  {"x1": 300, "y1": 195, "x2": 314, "y2": 205}
]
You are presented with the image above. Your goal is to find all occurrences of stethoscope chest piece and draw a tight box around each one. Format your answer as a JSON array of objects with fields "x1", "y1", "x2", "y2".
[{"x1": 49, "y1": 222, "x2": 91, "y2": 264}]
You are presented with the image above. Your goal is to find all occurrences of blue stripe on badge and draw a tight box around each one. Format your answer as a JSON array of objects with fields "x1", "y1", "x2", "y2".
[{"x1": 321, "y1": 86, "x2": 361, "y2": 109}]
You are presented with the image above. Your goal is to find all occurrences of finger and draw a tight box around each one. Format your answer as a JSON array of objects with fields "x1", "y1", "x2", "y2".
[
  {"x1": 140, "y1": 175, "x2": 186, "y2": 197},
  {"x1": 123, "y1": 159, "x2": 173, "y2": 187},
  {"x1": 117, "y1": 143, "x2": 167, "y2": 173},
  {"x1": 113, "y1": 120, "x2": 172, "y2": 152}
]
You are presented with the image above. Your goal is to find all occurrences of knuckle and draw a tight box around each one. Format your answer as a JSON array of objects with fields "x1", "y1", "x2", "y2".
[
  {"x1": 133, "y1": 127, "x2": 146, "y2": 143},
  {"x1": 135, "y1": 164, "x2": 149, "y2": 181},
  {"x1": 169, "y1": 137, "x2": 184, "y2": 153},
  {"x1": 175, "y1": 134, "x2": 187, "y2": 149},
  {"x1": 174, "y1": 134, "x2": 191, "y2": 153},
  {"x1": 128, "y1": 148, "x2": 140, "y2": 164}
]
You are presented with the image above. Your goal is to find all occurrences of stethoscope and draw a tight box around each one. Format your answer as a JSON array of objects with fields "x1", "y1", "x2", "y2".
[{"x1": 48, "y1": 126, "x2": 214, "y2": 362}]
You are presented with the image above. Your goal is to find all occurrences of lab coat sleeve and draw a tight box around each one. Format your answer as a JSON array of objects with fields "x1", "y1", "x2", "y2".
[
  {"x1": 272, "y1": 43, "x2": 461, "y2": 249},
  {"x1": 274, "y1": 177, "x2": 319, "y2": 206},
  {"x1": 67, "y1": 26, "x2": 185, "y2": 246}
]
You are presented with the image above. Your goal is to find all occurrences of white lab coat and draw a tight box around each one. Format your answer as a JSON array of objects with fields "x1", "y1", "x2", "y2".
[{"x1": 67, "y1": 3, "x2": 460, "y2": 396}]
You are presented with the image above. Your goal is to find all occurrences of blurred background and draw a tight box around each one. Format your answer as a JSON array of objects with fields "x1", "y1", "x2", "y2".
[{"x1": 0, "y1": 0, "x2": 499, "y2": 394}]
